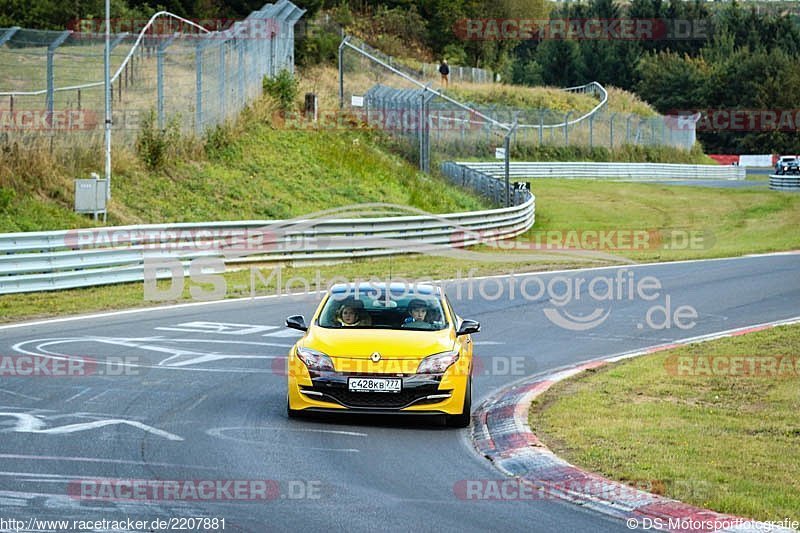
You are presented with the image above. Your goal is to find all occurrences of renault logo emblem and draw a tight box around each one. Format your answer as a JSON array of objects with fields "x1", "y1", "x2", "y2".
[{"x1": 370, "y1": 352, "x2": 381, "y2": 363}]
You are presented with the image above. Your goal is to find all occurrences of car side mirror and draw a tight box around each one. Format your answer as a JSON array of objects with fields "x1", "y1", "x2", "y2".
[
  {"x1": 456, "y1": 319, "x2": 480, "y2": 336},
  {"x1": 286, "y1": 315, "x2": 308, "y2": 332}
]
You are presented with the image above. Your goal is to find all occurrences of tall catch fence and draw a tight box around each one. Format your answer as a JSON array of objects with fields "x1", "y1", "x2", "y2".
[
  {"x1": 0, "y1": 0, "x2": 305, "y2": 148},
  {"x1": 339, "y1": 35, "x2": 698, "y2": 173}
]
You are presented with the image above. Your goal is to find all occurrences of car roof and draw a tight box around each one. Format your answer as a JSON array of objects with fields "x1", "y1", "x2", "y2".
[{"x1": 329, "y1": 282, "x2": 441, "y2": 297}]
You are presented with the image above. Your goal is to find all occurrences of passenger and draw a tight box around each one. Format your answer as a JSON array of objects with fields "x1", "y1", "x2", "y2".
[{"x1": 335, "y1": 301, "x2": 371, "y2": 327}]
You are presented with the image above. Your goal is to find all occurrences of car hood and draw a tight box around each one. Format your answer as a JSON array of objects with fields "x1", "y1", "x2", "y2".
[{"x1": 302, "y1": 326, "x2": 455, "y2": 359}]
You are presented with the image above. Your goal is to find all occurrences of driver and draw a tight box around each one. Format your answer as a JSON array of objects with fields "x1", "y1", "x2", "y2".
[{"x1": 401, "y1": 299, "x2": 434, "y2": 329}]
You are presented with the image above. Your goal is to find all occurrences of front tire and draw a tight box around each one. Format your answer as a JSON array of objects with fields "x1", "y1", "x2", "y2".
[{"x1": 446, "y1": 377, "x2": 472, "y2": 428}]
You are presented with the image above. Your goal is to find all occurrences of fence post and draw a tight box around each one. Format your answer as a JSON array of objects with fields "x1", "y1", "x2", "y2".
[
  {"x1": 539, "y1": 111, "x2": 544, "y2": 145},
  {"x1": 564, "y1": 112, "x2": 572, "y2": 145},
  {"x1": 195, "y1": 41, "x2": 205, "y2": 136},
  {"x1": 218, "y1": 41, "x2": 227, "y2": 123},
  {"x1": 423, "y1": 90, "x2": 436, "y2": 172},
  {"x1": 237, "y1": 35, "x2": 246, "y2": 109},
  {"x1": 46, "y1": 31, "x2": 71, "y2": 124},
  {"x1": 626, "y1": 115, "x2": 634, "y2": 145},
  {"x1": 609, "y1": 113, "x2": 616, "y2": 151},
  {"x1": 338, "y1": 36, "x2": 348, "y2": 109},
  {"x1": 157, "y1": 34, "x2": 178, "y2": 129},
  {"x1": 589, "y1": 113, "x2": 594, "y2": 149}
]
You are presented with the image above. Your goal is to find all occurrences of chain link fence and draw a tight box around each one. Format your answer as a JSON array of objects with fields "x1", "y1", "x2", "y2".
[
  {"x1": 419, "y1": 62, "x2": 493, "y2": 84},
  {"x1": 0, "y1": 0, "x2": 304, "y2": 148},
  {"x1": 339, "y1": 35, "x2": 697, "y2": 175}
]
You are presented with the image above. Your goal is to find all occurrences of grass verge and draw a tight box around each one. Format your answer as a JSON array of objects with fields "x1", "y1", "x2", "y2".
[
  {"x1": 3, "y1": 178, "x2": 799, "y2": 323},
  {"x1": 0, "y1": 95, "x2": 487, "y2": 232},
  {"x1": 529, "y1": 324, "x2": 800, "y2": 522}
]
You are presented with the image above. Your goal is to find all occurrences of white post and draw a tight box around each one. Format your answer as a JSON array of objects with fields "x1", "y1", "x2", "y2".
[{"x1": 104, "y1": 0, "x2": 112, "y2": 202}]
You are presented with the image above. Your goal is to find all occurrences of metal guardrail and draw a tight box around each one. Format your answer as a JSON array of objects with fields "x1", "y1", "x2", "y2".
[
  {"x1": 769, "y1": 174, "x2": 800, "y2": 191},
  {"x1": 0, "y1": 182, "x2": 535, "y2": 294},
  {"x1": 457, "y1": 161, "x2": 746, "y2": 181}
]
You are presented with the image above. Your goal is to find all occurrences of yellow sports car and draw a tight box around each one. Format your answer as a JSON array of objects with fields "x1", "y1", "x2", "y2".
[{"x1": 285, "y1": 283, "x2": 479, "y2": 427}]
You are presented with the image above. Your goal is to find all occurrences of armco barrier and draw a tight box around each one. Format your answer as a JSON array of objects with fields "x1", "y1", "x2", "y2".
[
  {"x1": 0, "y1": 177, "x2": 534, "y2": 294},
  {"x1": 457, "y1": 161, "x2": 746, "y2": 181},
  {"x1": 769, "y1": 174, "x2": 800, "y2": 191}
]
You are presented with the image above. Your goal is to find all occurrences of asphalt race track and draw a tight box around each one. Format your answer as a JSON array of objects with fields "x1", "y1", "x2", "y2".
[{"x1": 1, "y1": 254, "x2": 798, "y2": 532}]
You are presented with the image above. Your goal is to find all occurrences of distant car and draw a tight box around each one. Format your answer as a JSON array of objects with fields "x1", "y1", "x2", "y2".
[
  {"x1": 285, "y1": 282, "x2": 479, "y2": 427},
  {"x1": 775, "y1": 155, "x2": 800, "y2": 175}
]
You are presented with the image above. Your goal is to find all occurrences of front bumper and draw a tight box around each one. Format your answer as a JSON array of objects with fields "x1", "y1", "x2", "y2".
[{"x1": 288, "y1": 359, "x2": 469, "y2": 415}]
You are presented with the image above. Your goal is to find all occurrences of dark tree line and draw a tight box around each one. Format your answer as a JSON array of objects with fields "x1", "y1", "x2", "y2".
[{"x1": 509, "y1": 0, "x2": 800, "y2": 153}]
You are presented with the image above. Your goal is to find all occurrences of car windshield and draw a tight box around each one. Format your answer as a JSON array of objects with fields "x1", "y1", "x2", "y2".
[{"x1": 317, "y1": 288, "x2": 448, "y2": 330}]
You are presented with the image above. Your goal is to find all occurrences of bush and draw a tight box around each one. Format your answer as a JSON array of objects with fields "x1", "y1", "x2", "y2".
[
  {"x1": 136, "y1": 110, "x2": 181, "y2": 170},
  {"x1": 296, "y1": 25, "x2": 341, "y2": 67},
  {"x1": 262, "y1": 70, "x2": 299, "y2": 112},
  {"x1": 0, "y1": 187, "x2": 14, "y2": 212},
  {"x1": 204, "y1": 123, "x2": 236, "y2": 160}
]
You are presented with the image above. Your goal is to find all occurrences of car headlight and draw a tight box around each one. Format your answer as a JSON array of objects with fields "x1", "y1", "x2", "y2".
[
  {"x1": 417, "y1": 350, "x2": 460, "y2": 374},
  {"x1": 296, "y1": 347, "x2": 335, "y2": 372}
]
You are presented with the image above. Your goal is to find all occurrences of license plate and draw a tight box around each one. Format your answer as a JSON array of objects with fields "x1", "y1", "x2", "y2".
[{"x1": 348, "y1": 377, "x2": 402, "y2": 393}]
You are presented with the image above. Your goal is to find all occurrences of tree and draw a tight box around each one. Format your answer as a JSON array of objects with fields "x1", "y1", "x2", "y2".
[
  {"x1": 537, "y1": 38, "x2": 585, "y2": 86},
  {"x1": 636, "y1": 51, "x2": 709, "y2": 112}
]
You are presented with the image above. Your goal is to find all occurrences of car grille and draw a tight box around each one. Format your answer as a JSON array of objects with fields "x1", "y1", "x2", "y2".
[{"x1": 302, "y1": 385, "x2": 449, "y2": 409}]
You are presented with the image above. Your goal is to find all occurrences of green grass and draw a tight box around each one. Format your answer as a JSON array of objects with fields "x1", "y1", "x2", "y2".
[
  {"x1": 446, "y1": 83, "x2": 660, "y2": 117},
  {"x1": 0, "y1": 97, "x2": 487, "y2": 232},
  {"x1": 447, "y1": 84, "x2": 600, "y2": 114},
  {"x1": 517, "y1": 179, "x2": 800, "y2": 262},
  {"x1": 529, "y1": 324, "x2": 800, "y2": 522},
  {"x1": 3, "y1": 177, "x2": 800, "y2": 323}
]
